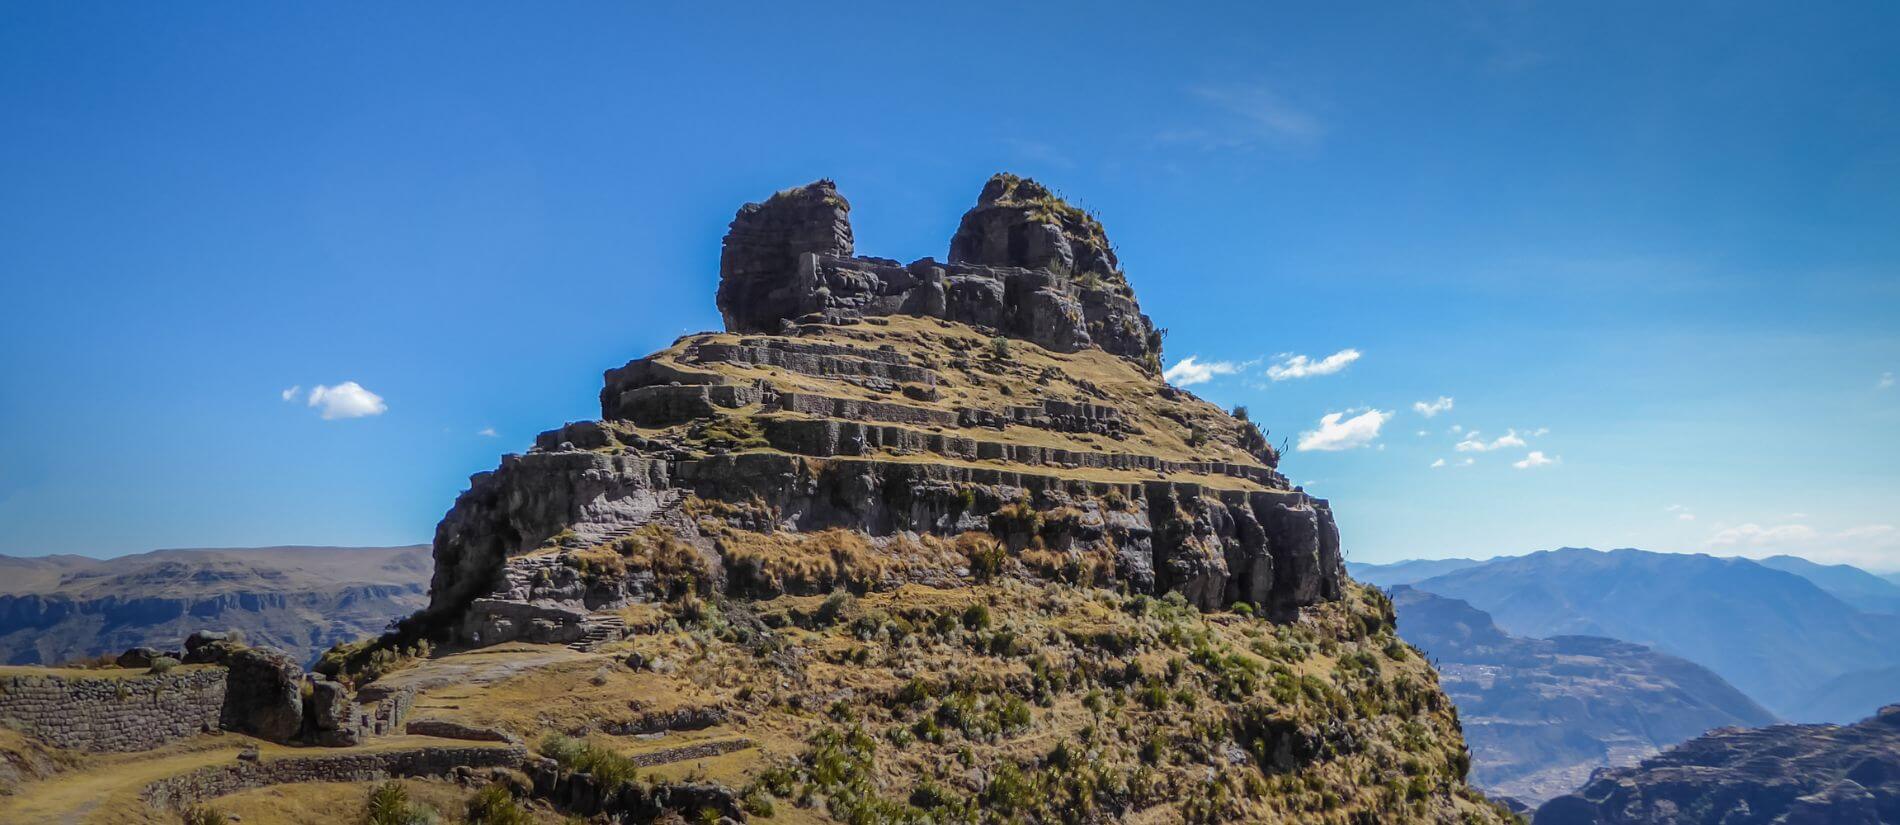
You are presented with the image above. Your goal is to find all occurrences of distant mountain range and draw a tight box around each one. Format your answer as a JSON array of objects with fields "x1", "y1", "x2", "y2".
[
  {"x1": 1389, "y1": 585, "x2": 1776, "y2": 806},
  {"x1": 1755, "y1": 554, "x2": 1900, "y2": 615},
  {"x1": 0, "y1": 545, "x2": 430, "y2": 666},
  {"x1": 1353, "y1": 548, "x2": 1900, "y2": 723}
]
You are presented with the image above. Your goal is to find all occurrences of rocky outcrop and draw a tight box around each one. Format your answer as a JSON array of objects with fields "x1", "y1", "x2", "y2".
[
  {"x1": 175, "y1": 633, "x2": 304, "y2": 743},
  {"x1": 711, "y1": 177, "x2": 1162, "y2": 373},
  {"x1": 949, "y1": 173, "x2": 1122, "y2": 285},
  {"x1": 417, "y1": 174, "x2": 1344, "y2": 650},
  {"x1": 527, "y1": 758, "x2": 744, "y2": 823},
  {"x1": 1535, "y1": 704, "x2": 1900, "y2": 824}
]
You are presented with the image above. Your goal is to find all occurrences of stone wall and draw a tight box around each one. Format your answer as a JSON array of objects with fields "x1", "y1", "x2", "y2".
[
  {"x1": 0, "y1": 667, "x2": 225, "y2": 751},
  {"x1": 139, "y1": 743, "x2": 527, "y2": 811}
]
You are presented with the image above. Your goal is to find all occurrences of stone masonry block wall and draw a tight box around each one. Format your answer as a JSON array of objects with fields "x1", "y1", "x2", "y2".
[
  {"x1": 140, "y1": 744, "x2": 527, "y2": 811},
  {"x1": 0, "y1": 668, "x2": 225, "y2": 752}
]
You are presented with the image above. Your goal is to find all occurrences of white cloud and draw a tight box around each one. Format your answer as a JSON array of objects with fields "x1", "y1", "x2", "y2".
[
  {"x1": 1266, "y1": 349, "x2": 1361, "y2": 381},
  {"x1": 1430, "y1": 458, "x2": 1446, "y2": 468},
  {"x1": 1166, "y1": 84, "x2": 1326, "y2": 148},
  {"x1": 1706, "y1": 522, "x2": 1899, "y2": 570},
  {"x1": 477, "y1": 427, "x2": 498, "y2": 438},
  {"x1": 1708, "y1": 522, "x2": 1820, "y2": 548},
  {"x1": 1413, "y1": 396, "x2": 1454, "y2": 418},
  {"x1": 306, "y1": 382, "x2": 387, "y2": 420},
  {"x1": 1666, "y1": 504, "x2": 1696, "y2": 521},
  {"x1": 1416, "y1": 430, "x2": 1428, "y2": 437},
  {"x1": 1163, "y1": 356, "x2": 1243, "y2": 387},
  {"x1": 1449, "y1": 424, "x2": 1464, "y2": 433},
  {"x1": 1296, "y1": 409, "x2": 1390, "y2": 452},
  {"x1": 1880, "y1": 371, "x2": 1895, "y2": 389},
  {"x1": 1456, "y1": 429, "x2": 1528, "y2": 452},
  {"x1": 1512, "y1": 451, "x2": 1557, "y2": 469},
  {"x1": 280, "y1": 386, "x2": 302, "y2": 402}
]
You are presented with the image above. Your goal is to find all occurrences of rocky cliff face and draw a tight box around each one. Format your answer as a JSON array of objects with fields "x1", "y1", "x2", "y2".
[
  {"x1": 421, "y1": 175, "x2": 1339, "y2": 649},
  {"x1": 1535, "y1": 705, "x2": 1900, "y2": 824}
]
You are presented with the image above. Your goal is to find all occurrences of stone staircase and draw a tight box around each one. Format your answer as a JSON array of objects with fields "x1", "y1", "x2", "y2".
[{"x1": 567, "y1": 614, "x2": 628, "y2": 652}]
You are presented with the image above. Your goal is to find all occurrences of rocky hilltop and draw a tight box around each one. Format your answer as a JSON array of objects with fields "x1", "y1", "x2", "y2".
[
  {"x1": 418, "y1": 174, "x2": 1344, "y2": 651},
  {"x1": 0, "y1": 176, "x2": 1507, "y2": 824},
  {"x1": 1535, "y1": 705, "x2": 1900, "y2": 824}
]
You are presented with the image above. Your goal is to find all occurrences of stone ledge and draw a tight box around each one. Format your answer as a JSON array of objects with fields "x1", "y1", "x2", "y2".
[{"x1": 139, "y1": 743, "x2": 527, "y2": 811}]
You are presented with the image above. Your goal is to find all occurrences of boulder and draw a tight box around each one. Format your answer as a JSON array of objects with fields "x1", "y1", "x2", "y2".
[
  {"x1": 306, "y1": 678, "x2": 350, "y2": 733},
  {"x1": 115, "y1": 646, "x2": 158, "y2": 669},
  {"x1": 210, "y1": 643, "x2": 304, "y2": 743}
]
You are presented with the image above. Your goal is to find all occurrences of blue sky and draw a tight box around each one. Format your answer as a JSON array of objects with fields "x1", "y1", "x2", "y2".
[{"x1": 3, "y1": 3, "x2": 1897, "y2": 569}]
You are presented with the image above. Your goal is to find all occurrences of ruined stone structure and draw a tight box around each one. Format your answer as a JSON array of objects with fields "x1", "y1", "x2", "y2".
[
  {"x1": 0, "y1": 667, "x2": 225, "y2": 752},
  {"x1": 420, "y1": 174, "x2": 1345, "y2": 651}
]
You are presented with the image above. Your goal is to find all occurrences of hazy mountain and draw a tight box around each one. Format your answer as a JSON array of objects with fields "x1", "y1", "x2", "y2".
[
  {"x1": 0, "y1": 545, "x2": 430, "y2": 666},
  {"x1": 1756, "y1": 554, "x2": 1900, "y2": 615},
  {"x1": 1345, "y1": 557, "x2": 1486, "y2": 588},
  {"x1": 1535, "y1": 704, "x2": 1900, "y2": 824},
  {"x1": 1409, "y1": 547, "x2": 1900, "y2": 722},
  {"x1": 1390, "y1": 585, "x2": 1776, "y2": 805}
]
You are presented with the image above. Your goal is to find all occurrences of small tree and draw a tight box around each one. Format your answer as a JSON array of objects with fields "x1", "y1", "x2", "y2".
[{"x1": 990, "y1": 335, "x2": 1011, "y2": 359}]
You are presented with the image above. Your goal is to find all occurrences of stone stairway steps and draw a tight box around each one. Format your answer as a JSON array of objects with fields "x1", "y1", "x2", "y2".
[{"x1": 566, "y1": 615, "x2": 629, "y2": 652}]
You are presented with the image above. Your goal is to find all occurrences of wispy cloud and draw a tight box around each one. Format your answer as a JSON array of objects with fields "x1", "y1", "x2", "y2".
[
  {"x1": 1881, "y1": 371, "x2": 1895, "y2": 389},
  {"x1": 1413, "y1": 396, "x2": 1455, "y2": 418},
  {"x1": 1266, "y1": 349, "x2": 1360, "y2": 381},
  {"x1": 477, "y1": 427, "x2": 498, "y2": 438},
  {"x1": 1455, "y1": 429, "x2": 1527, "y2": 452},
  {"x1": 1163, "y1": 356, "x2": 1247, "y2": 387},
  {"x1": 1161, "y1": 84, "x2": 1326, "y2": 149},
  {"x1": 1297, "y1": 409, "x2": 1390, "y2": 452},
  {"x1": 1430, "y1": 457, "x2": 1475, "y2": 469},
  {"x1": 1667, "y1": 504, "x2": 1696, "y2": 521},
  {"x1": 1705, "y1": 521, "x2": 1900, "y2": 570},
  {"x1": 1512, "y1": 451, "x2": 1557, "y2": 469},
  {"x1": 301, "y1": 381, "x2": 387, "y2": 420}
]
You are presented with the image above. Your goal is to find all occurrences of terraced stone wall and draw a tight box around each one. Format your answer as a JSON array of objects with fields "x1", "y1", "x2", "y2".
[{"x1": 0, "y1": 668, "x2": 225, "y2": 751}]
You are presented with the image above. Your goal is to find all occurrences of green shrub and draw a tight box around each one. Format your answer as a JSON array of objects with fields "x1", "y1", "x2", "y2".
[
  {"x1": 148, "y1": 656, "x2": 179, "y2": 675},
  {"x1": 182, "y1": 805, "x2": 228, "y2": 825},
  {"x1": 539, "y1": 733, "x2": 639, "y2": 791},
  {"x1": 961, "y1": 603, "x2": 992, "y2": 631},
  {"x1": 465, "y1": 785, "x2": 532, "y2": 825},
  {"x1": 965, "y1": 538, "x2": 1007, "y2": 583},
  {"x1": 364, "y1": 780, "x2": 438, "y2": 825},
  {"x1": 815, "y1": 591, "x2": 854, "y2": 626},
  {"x1": 990, "y1": 335, "x2": 1011, "y2": 359}
]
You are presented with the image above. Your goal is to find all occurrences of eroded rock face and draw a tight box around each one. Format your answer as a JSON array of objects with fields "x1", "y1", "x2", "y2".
[
  {"x1": 711, "y1": 176, "x2": 1163, "y2": 373},
  {"x1": 204, "y1": 642, "x2": 305, "y2": 743},
  {"x1": 418, "y1": 175, "x2": 1346, "y2": 648}
]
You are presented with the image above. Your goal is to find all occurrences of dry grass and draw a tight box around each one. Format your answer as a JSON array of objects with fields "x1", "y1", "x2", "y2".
[
  {"x1": 634, "y1": 315, "x2": 1278, "y2": 476},
  {"x1": 720, "y1": 528, "x2": 962, "y2": 596}
]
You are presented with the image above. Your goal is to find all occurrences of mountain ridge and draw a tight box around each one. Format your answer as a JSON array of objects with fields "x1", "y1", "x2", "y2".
[
  {"x1": 0, "y1": 545, "x2": 429, "y2": 666},
  {"x1": 1388, "y1": 585, "x2": 1776, "y2": 806},
  {"x1": 1398, "y1": 547, "x2": 1900, "y2": 721}
]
